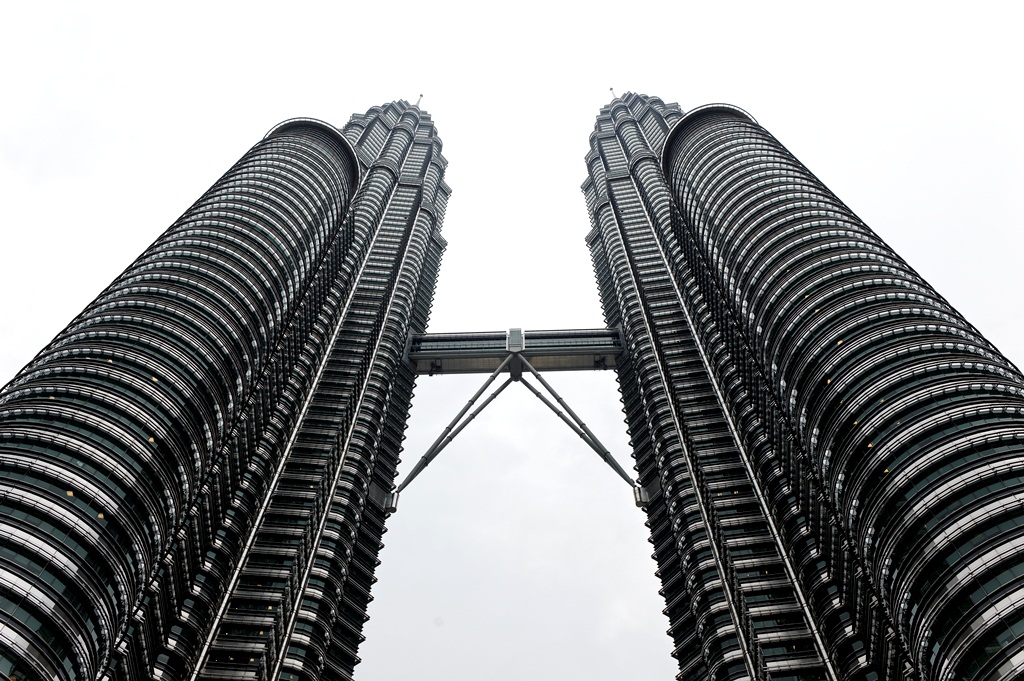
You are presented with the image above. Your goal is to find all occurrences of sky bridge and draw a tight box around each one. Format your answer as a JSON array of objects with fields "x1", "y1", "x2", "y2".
[
  {"x1": 392, "y1": 328, "x2": 642, "y2": 507},
  {"x1": 406, "y1": 327, "x2": 623, "y2": 376}
]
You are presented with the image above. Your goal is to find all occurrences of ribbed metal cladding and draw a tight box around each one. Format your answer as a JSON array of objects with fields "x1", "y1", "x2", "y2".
[
  {"x1": 663, "y1": 106, "x2": 1024, "y2": 680},
  {"x1": 0, "y1": 120, "x2": 358, "y2": 681},
  {"x1": 587, "y1": 93, "x2": 850, "y2": 681},
  {"x1": 193, "y1": 102, "x2": 449, "y2": 681},
  {"x1": 0, "y1": 101, "x2": 448, "y2": 681}
]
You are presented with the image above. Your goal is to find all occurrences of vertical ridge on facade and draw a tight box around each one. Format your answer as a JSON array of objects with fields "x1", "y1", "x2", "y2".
[
  {"x1": 586, "y1": 93, "x2": 1024, "y2": 681},
  {"x1": 585, "y1": 93, "x2": 836, "y2": 681}
]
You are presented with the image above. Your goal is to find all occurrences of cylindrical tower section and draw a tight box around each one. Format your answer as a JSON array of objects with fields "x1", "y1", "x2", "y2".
[
  {"x1": 663, "y1": 107, "x2": 1024, "y2": 680},
  {"x1": 0, "y1": 122, "x2": 358, "y2": 681}
]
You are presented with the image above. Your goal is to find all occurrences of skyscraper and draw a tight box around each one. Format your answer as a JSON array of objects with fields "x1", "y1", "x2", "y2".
[
  {"x1": 2, "y1": 91, "x2": 1023, "y2": 681},
  {"x1": 0, "y1": 101, "x2": 449, "y2": 681},
  {"x1": 584, "y1": 93, "x2": 1024, "y2": 680}
]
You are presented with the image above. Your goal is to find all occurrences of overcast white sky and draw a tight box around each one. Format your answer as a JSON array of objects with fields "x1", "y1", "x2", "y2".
[{"x1": 1, "y1": 2, "x2": 1022, "y2": 679}]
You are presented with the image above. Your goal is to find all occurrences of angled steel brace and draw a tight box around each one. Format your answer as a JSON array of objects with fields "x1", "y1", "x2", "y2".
[
  {"x1": 517, "y1": 355, "x2": 636, "y2": 489},
  {"x1": 517, "y1": 376, "x2": 631, "y2": 486},
  {"x1": 408, "y1": 376, "x2": 514, "y2": 484},
  {"x1": 391, "y1": 350, "x2": 649, "y2": 509},
  {"x1": 394, "y1": 354, "x2": 515, "y2": 496}
]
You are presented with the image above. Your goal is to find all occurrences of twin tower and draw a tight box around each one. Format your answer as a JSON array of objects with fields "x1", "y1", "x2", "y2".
[{"x1": 1, "y1": 94, "x2": 1022, "y2": 681}]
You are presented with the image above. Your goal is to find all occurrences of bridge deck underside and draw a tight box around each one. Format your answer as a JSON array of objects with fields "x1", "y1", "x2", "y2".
[{"x1": 408, "y1": 328, "x2": 622, "y2": 375}]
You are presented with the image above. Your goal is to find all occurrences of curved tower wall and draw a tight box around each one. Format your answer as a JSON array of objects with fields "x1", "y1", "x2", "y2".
[
  {"x1": 0, "y1": 101, "x2": 448, "y2": 681},
  {"x1": 586, "y1": 93, "x2": 850, "y2": 681},
  {"x1": 661, "y1": 106, "x2": 1024, "y2": 680},
  {"x1": 195, "y1": 102, "x2": 449, "y2": 681},
  {"x1": 0, "y1": 120, "x2": 358, "y2": 681}
]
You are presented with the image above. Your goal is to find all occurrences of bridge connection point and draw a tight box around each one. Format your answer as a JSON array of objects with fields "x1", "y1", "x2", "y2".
[{"x1": 633, "y1": 484, "x2": 649, "y2": 508}]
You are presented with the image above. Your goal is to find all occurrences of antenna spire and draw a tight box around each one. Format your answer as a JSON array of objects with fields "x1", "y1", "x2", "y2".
[
  {"x1": 610, "y1": 87, "x2": 617, "y2": 99},
  {"x1": 415, "y1": 93, "x2": 423, "y2": 107}
]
